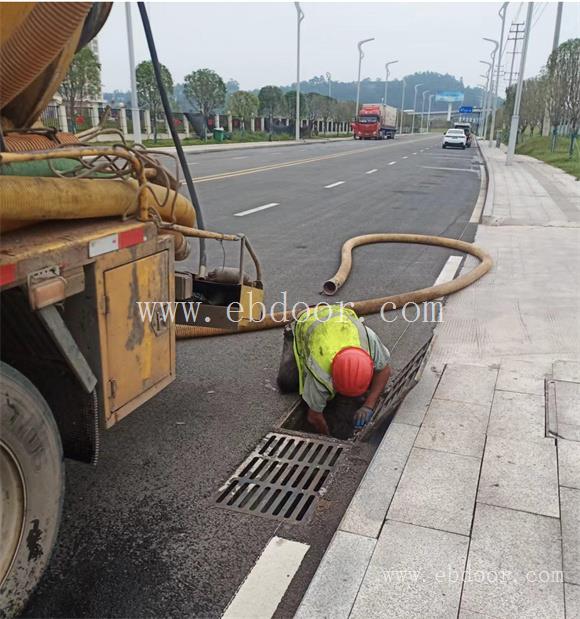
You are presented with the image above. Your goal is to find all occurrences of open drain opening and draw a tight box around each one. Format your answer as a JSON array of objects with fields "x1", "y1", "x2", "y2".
[
  {"x1": 215, "y1": 433, "x2": 345, "y2": 523},
  {"x1": 280, "y1": 337, "x2": 434, "y2": 442}
]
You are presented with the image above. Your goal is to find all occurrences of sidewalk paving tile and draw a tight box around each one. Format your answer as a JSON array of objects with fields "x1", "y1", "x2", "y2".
[
  {"x1": 553, "y1": 360, "x2": 580, "y2": 383},
  {"x1": 350, "y1": 520, "x2": 468, "y2": 619},
  {"x1": 558, "y1": 439, "x2": 580, "y2": 490},
  {"x1": 566, "y1": 583, "x2": 580, "y2": 618},
  {"x1": 460, "y1": 503, "x2": 564, "y2": 619},
  {"x1": 294, "y1": 531, "x2": 376, "y2": 619},
  {"x1": 394, "y1": 367, "x2": 442, "y2": 426},
  {"x1": 340, "y1": 423, "x2": 418, "y2": 539},
  {"x1": 415, "y1": 399, "x2": 490, "y2": 458},
  {"x1": 478, "y1": 435, "x2": 559, "y2": 518},
  {"x1": 434, "y1": 364, "x2": 497, "y2": 406},
  {"x1": 388, "y1": 447, "x2": 480, "y2": 536},
  {"x1": 496, "y1": 358, "x2": 551, "y2": 396},
  {"x1": 486, "y1": 390, "x2": 546, "y2": 442},
  {"x1": 552, "y1": 380, "x2": 580, "y2": 442},
  {"x1": 561, "y1": 487, "x2": 580, "y2": 585}
]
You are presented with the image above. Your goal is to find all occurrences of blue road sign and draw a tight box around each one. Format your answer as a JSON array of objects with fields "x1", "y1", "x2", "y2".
[{"x1": 459, "y1": 106, "x2": 474, "y2": 113}]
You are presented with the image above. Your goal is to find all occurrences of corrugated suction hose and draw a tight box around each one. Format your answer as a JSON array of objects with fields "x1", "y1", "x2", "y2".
[{"x1": 176, "y1": 233, "x2": 492, "y2": 339}]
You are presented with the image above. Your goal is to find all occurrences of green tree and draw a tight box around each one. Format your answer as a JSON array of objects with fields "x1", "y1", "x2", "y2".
[
  {"x1": 59, "y1": 47, "x2": 101, "y2": 130},
  {"x1": 546, "y1": 38, "x2": 580, "y2": 154},
  {"x1": 228, "y1": 91, "x2": 259, "y2": 130},
  {"x1": 136, "y1": 60, "x2": 174, "y2": 143},
  {"x1": 258, "y1": 85, "x2": 284, "y2": 134},
  {"x1": 183, "y1": 68, "x2": 226, "y2": 133}
]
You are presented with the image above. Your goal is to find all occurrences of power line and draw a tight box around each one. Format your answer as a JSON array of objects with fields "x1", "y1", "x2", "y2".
[{"x1": 532, "y1": 2, "x2": 549, "y2": 29}]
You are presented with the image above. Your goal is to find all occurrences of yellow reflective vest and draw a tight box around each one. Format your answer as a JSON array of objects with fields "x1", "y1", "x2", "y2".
[{"x1": 293, "y1": 304, "x2": 370, "y2": 396}]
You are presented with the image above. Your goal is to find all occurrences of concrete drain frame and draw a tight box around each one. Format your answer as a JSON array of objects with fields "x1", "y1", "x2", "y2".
[
  {"x1": 214, "y1": 337, "x2": 433, "y2": 524},
  {"x1": 214, "y1": 432, "x2": 345, "y2": 523}
]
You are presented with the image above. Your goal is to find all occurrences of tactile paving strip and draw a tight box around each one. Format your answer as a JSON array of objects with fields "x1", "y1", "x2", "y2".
[{"x1": 215, "y1": 433, "x2": 344, "y2": 523}]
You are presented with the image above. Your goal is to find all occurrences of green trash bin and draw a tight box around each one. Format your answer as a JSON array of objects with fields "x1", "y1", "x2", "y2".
[{"x1": 213, "y1": 128, "x2": 224, "y2": 143}]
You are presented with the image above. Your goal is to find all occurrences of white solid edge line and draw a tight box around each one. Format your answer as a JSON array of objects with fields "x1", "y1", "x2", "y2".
[
  {"x1": 366, "y1": 169, "x2": 378, "y2": 174},
  {"x1": 324, "y1": 181, "x2": 345, "y2": 188},
  {"x1": 422, "y1": 166, "x2": 479, "y2": 173},
  {"x1": 433, "y1": 255, "x2": 464, "y2": 289},
  {"x1": 232, "y1": 156, "x2": 248, "y2": 159},
  {"x1": 388, "y1": 161, "x2": 396, "y2": 166},
  {"x1": 222, "y1": 536, "x2": 310, "y2": 619},
  {"x1": 234, "y1": 202, "x2": 280, "y2": 217}
]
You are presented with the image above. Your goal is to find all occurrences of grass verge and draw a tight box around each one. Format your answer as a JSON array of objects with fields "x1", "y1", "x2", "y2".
[{"x1": 516, "y1": 135, "x2": 579, "y2": 180}]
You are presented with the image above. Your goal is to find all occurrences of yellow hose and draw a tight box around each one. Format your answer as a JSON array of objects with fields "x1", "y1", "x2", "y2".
[
  {"x1": 176, "y1": 233, "x2": 492, "y2": 339},
  {"x1": 0, "y1": 176, "x2": 196, "y2": 232}
]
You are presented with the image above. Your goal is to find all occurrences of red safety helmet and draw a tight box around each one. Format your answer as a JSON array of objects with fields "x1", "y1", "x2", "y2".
[{"x1": 331, "y1": 347, "x2": 374, "y2": 397}]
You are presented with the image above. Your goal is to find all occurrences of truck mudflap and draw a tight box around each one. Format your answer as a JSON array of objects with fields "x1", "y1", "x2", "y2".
[{"x1": 356, "y1": 336, "x2": 434, "y2": 442}]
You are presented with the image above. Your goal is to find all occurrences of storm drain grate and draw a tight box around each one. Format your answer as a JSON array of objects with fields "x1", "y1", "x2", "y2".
[{"x1": 215, "y1": 433, "x2": 344, "y2": 523}]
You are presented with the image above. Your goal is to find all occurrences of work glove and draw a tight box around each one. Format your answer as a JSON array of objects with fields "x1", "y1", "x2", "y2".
[{"x1": 354, "y1": 405, "x2": 374, "y2": 430}]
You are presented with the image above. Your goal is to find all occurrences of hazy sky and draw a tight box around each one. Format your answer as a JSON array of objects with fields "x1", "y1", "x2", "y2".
[{"x1": 98, "y1": 2, "x2": 580, "y2": 94}]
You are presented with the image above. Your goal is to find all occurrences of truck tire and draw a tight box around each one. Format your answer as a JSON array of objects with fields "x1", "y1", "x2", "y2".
[{"x1": 0, "y1": 362, "x2": 64, "y2": 618}]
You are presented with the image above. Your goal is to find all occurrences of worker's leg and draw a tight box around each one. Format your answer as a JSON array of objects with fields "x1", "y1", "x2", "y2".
[{"x1": 277, "y1": 325, "x2": 299, "y2": 393}]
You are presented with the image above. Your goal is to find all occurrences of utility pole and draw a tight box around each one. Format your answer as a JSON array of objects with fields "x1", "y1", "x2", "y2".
[
  {"x1": 543, "y1": 1, "x2": 564, "y2": 136},
  {"x1": 326, "y1": 72, "x2": 332, "y2": 99},
  {"x1": 356, "y1": 38, "x2": 374, "y2": 119},
  {"x1": 488, "y1": 3, "x2": 507, "y2": 147},
  {"x1": 506, "y1": 22, "x2": 525, "y2": 88},
  {"x1": 552, "y1": 2, "x2": 563, "y2": 50},
  {"x1": 383, "y1": 60, "x2": 398, "y2": 106},
  {"x1": 411, "y1": 83, "x2": 423, "y2": 134},
  {"x1": 427, "y1": 94, "x2": 434, "y2": 132},
  {"x1": 507, "y1": 2, "x2": 533, "y2": 165},
  {"x1": 420, "y1": 90, "x2": 429, "y2": 133},
  {"x1": 125, "y1": 3, "x2": 142, "y2": 143},
  {"x1": 480, "y1": 61, "x2": 492, "y2": 138},
  {"x1": 399, "y1": 78, "x2": 406, "y2": 134},
  {"x1": 294, "y1": 2, "x2": 304, "y2": 141}
]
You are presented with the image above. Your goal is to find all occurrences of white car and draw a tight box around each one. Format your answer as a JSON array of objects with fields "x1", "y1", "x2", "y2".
[{"x1": 442, "y1": 128, "x2": 467, "y2": 149}]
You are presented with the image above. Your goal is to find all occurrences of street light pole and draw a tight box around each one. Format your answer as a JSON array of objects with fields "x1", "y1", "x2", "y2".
[
  {"x1": 355, "y1": 38, "x2": 374, "y2": 119},
  {"x1": 383, "y1": 60, "x2": 399, "y2": 106},
  {"x1": 479, "y1": 61, "x2": 492, "y2": 137},
  {"x1": 125, "y1": 3, "x2": 142, "y2": 143},
  {"x1": 427, "y1": 94, "x2": 435, "y2": 132},
  {"x1": 507, "y1": 2, "x2": 533, "y2": 164},
  {"x1": 484, "y1": 36, "x2": 500, "y2": 146},
  {"x1": 294, "y1": 2, "x2": 304, "y2": 141},
  {"x1": 399, "y1": 78, "x2": 406, "y2": 134},
  {"x1": 488, "y1": 3, "x2": 508, "y2": 147},
  {"x1": 411, "y1": 83, "x2": 423, "y2": 133},
  {"x1": 553, "y1": 2, "x2": 563, "y2": 50},
  {"x1": 420, "y1": 90, "x2": 430, "y2": 133}
]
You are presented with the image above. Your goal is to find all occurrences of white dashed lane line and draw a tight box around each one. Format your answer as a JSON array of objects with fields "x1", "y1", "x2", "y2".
[
  {"x1": 388, "y1": 161, "x2": 397, "y2": 166},
  {"x1": 234, "y1": 202, "x2": 281, "y2": 217},
  {"x1": 324, "y1": 181, "x2": 345, "y2": 188},
  {"x1": 232, "y1": 156, "x2": 248, "y2": 160},
  {"x1": 366, "y1": 169, "x2": 378, "y2": 174},
  {"x1": 402, "y1": 156, "x2": 408, "y2": 159}
]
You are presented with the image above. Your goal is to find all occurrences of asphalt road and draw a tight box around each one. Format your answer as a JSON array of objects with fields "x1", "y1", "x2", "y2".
[{"x1": 24, "y1": 135, "x2": 482, "y2": 618}]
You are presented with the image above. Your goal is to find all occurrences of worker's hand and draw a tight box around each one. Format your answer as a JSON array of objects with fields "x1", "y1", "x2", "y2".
[
  {"x1": 307, "y1": 410, "x2": 330, "y2": 435},
  {"x1": 354, "y1": 405, "x2": 374, "y2": 430}
]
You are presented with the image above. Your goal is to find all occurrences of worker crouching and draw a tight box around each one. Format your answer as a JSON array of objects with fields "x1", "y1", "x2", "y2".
[{"x1": 277, "y1": 304, "x2": 392, "y2": 435}]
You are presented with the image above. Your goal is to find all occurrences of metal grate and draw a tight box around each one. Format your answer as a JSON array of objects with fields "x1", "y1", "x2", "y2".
[
  {"x1": 215, "y1": 433, "x2": 344, "y2": 523},
  {"x1": 357, "y1": 336, "x2": 434, "y2": 441}
]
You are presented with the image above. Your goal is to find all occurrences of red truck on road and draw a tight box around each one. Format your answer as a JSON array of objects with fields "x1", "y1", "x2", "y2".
[{"x1": 352, "y1": 104, "x2": 398, "y2": 140}]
